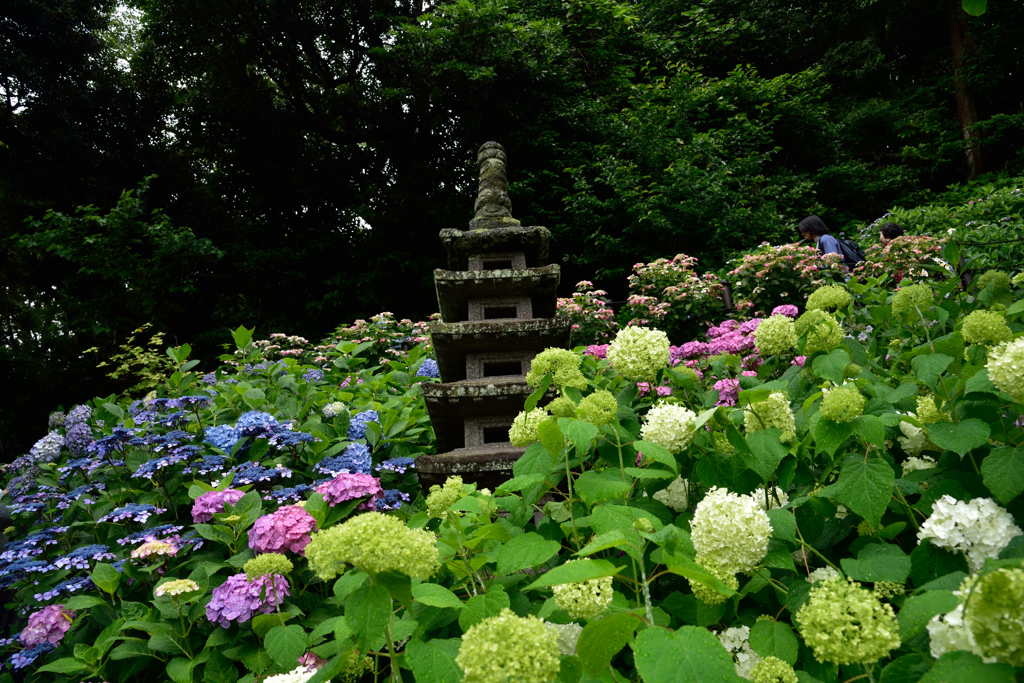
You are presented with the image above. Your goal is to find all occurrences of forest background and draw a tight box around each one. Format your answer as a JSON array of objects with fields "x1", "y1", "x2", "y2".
[{"x1": 2, "y1": 0, "x2": 1023, "y2": 455}]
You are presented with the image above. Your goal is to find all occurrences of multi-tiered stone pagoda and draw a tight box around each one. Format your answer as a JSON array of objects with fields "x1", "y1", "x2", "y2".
[{"x1": 416, "y1": 142, "x2": 571, "y2": 491}]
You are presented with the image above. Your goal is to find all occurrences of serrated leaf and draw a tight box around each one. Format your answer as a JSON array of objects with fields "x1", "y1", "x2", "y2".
[
  {"x1": 841, "y1": 544, "x2": 911, "y2": 583},
  {"x1": 742, "y1": 429, "x2": 788, "y2": 482},
  {"x1": 575, "y1": 529, "x2": 630, "y2": 556},
  {"x1": 167, "y1": 657, "x2": 192, "y2": 683},
  {"x1": 810, "y1": 413, "x2": 853, "y2": 456},
  {"x1": 912, "y1": 354, "x2": 953, "y2": 391},
  {"x1": 633, "y1": 627, "x2": 738, "y2": 683},
  {"x1": 919, "y1": 651, "x2": 1014, "y2": 683},
  {"x1": 109, "y1": 640, "x2": 154, "y2": 660},
  {"x1": 927, "y1": 419, "x2": 990, "y2": 457},
  {"x1": 898, "y1": 591, "x2": 959, "y2": 641},
  {"x1": 412, "y1": 583, "x2": 465, "y2": 610},
  {"x1": 524, "y1": 373, "x2": 553, "y2": 412},
  {"x1": 852, "y1": 414, "x2": 886, "y2": 448},
  {"x1": 38, "y1": 658, "x2": 90, "y2": 674},
  {"x1": 577, "y1": 612, "x2": 641, "y2": 676},
  {"x1": 345, "y1": 585, "x2": 391, "y2": 655},
  {"x1": 573, "y1": 470, "x2": 632, "y2": 506},
  {"x1": 265, "y1": 624, "x2": 306, "y2": 669},
  {"x1": 766, "y1": 508, "x2": 796, "y2": 543},
  {"x1": 459, "y1": 585, "x2": 510, "y2": 630},
  {"x1": 405, "y1": 639, "x2": 463, "y2": 683},
  {"x1": 526, "y1": 560, "x2": 622, "y2": 590},
  {"x1": 538, "y1": 419, "x2": 565, "y2": 458},
  {"x1": 829, "y1": 453, "x2": 895, "y2": 527},
  {"x1": 812, "y1": 348, "x2": 851, "y2": 385},
  {"x1": 748, "y1": 620, "x2": 798, "y2": 665},
  {"x1": 558, "y1": 417, "x2": 600, "y2": 448},
  {"x1": 496, "y1": 533, "x2": 561, "y2": 576},
  {"x1": 632, "y1": 440, "x2": 678, "y2": 475},
  {"x1": 981, "y1": 445, "x2": 1024, "y2": 504}
]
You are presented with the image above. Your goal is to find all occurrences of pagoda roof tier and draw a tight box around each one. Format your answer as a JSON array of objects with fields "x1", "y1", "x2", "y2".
[
  {"x1": 439, "y1": 225, "x2": 550, "y2": 271},
  {"x1": 433, "y1": 265, "x2": 560, "y2": 323},
  {"x1": 430, "y1": 317, "x2": 571, "y2": 383}
]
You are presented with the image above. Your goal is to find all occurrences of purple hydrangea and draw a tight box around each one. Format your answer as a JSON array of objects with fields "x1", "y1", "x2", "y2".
[
  {"x1": 87, "y1": 428, "x2": 138, "y2": 458},
  {"x1": 713, "y1": 378, "x2": 740, "y2": 406},
  {"x1": 9, "y1": 642, "x2": 55, "y2": 669},
  {"x1": 315, "y1": 473, "x2": 382, "y2": 510},
  {"x1": 64, "y1": 422, "x2": 93, "y2": 457},
  {"x1": 375, "y1": 489, "x2": 411, "y2": 511},
  {"x1": 29, "y1": 432, "x2": 65, "y2": 464},
  {"x1": 772, "y1": 304, "x2": 800, "y2": 318},
  {"x1": 236, "y1": 411, "x2": 280, "y2": 437},
  {"x1": 53, "y1": 544, "x2": 116, "y2": 570},
  {"x1": 58, "y1": 457, "x2": 103, "y2": 479},
  {"x1": 48, "y1": 412, "x2": 66, "y2": 429},
  {"x1": 202, "y1": 373, "x2": 218, "y2": 385},
  {"x1": 585, "y1": 344, "x2": 609, "y2": 359},
  {"x1": 132, "y1": 451, "x2": 193, "y2": 479},
  {"x1": 98, "y1": 503, "x2": 165, "y2": 524},
  {"x1": 314, "y1": 444, "x2": 372, "y2": 476},
  {"x1": 375, "y1": 457, "x2": 415, "y2": 474},
  {"x1": 415, "y1": 359, "x2": 440, "y2": 378},
  {"x1": 248, "y1": 505, "x2": 317, "y2": 555},
  {"x1": 301, "y1": 369, "x2": 324, "y2": 382},
  {"x1": 263, "y1": 485, "x2": 311, "y2": 503},
  {"x1": 65, "y1": 404, "x2": 92, "y2": 426},
  {"x1": 0, "y1": 560, "x2": 54, "y2": 589},
  {"x1": 56, "y1": 483, "x2": 106, "y2": 509},
  {"x1": 737, "y1": 318, "x2": 762, "y2": 334},
  {"x1": 347, "y1": 410, "x2": 380, "y2": 440},
  {"x1": 1, "y1": 527, "x2": 67, "y2": 562},
  {"x1": 205, "y1": 573, "x2": 290, "y2": 628},
  {"x1": 192, "y1": 489, "x2": 246, "y2": 523},
  {"x1": 677, "y1": 341, "x2": 710, "y2": 359},
  {"x1": 20, "y1": 605, "x2": 75, "y2": 647}
]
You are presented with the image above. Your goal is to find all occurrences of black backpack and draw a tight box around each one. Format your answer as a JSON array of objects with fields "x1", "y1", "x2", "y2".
[{"x1": 820, "y1": 236, "x2": 865, "y2": 268}]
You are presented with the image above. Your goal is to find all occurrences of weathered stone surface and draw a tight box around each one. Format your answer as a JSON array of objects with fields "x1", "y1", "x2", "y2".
[
  {"x1": 467, "y1": 252, "x2": 527, "y2": 271},
  {"x1": 464, "y1": 414, "x2": 517, "y2": 447},
  {"x1": 434, "y1": 265, "x2": 559, "y2": 323},
  {"x1": 465, "y1": 351, "x2": 533, "y2": 381},
  {"x1": 467, "y1": 295, "x2": 533, "y2": 322},
  {"x1": 430, "y1": 317, "x2": 572, "y2": 383},
  {"x1": 416, "y1": 444, "x2": 525, "y2": 491},
  {"x1": 440, "y1": 226, "x2": 550, "y2": 271}
]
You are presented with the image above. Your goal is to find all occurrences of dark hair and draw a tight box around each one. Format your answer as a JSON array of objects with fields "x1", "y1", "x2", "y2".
[
  {"x1": 879, "y1": 222, "x2": 904, "y2": 240},
  {"x1": 798, "y1": 215, "x2": 830, "y2": 237}
]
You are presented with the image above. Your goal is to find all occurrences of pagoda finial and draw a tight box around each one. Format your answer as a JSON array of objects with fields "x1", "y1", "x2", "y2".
[{"x1": 470, "y1": 141, "x2": 520, "y2": 229}]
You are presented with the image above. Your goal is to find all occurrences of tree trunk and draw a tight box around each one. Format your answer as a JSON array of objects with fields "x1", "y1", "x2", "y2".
[{"x1": 947, "y1": 0, "x2": 983, "y2": 180}]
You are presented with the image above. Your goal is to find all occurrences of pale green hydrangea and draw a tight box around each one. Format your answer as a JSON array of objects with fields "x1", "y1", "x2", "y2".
[
  {"x1": 976, "y1": 270, "x2": 1013, "y2": 306},
  {"x1": 262, "y1": 666, "x2": 319, "y2": 683},
  {"x1": 948, "y1": 568, "x2": 1024, "y2": 667},
  {"x1": 795, "y1": 310, "x2": 844, "y2": 354},
  {"x1": 509, "y1": 408, "x2": 550, "y2": 448},
  {"x1": 691, "y1": 487, "x2": 772, "y2": 574},
  {"x1": 426, "y1": 476, "x2": 465, "y2": 518},
  {"x1": 917, "y1": 495, "x2": 1021, "y2": 572},
  {"x1": 652, "y1": 476, "x2": 689, "y2": 512},
  {"x1": 543, "y1": 621, "x2": 583, "y2": 656},
  {"x1": 675, "y1": 366, "x2": 702, "y2": 384},
  {"x1": 754, "y1": 314, "x2": 798, "y2": 356},
  {"x1": 545, "y1": 396, "x2": 578, "y2": 419},
  {"x1": 640, "y1": 401, "x2": 697, "y2": 453},
  {"x1": 576, "y1": 390, "x2": 617, "y2": 426},
  {"x1": 806, "y1": 284, "x2": 852, "y2": 312},
  {"x1": 891, "y1": 284, "x2": 934, "y2": 317},
  {"x1": 526, "y1": 348, "x2": 587, "y2": 390},
  {"x1": 795, "y1": 578, "x2": 900, "y2": 665},
  {"x1": 244, "y1": 552, "x2": 293, "y2": 581},
  {"x1": 457, "y1": 609, "x2": 561, "y2": 683},
  {"x1": 689, "y1": 554, "x2": 738, "y2": 606},
  {"x1": 305, "y1": 512, "x2": 439, "y2": 580},
  {"x1": 897, "y1": 417, "x2": 929, "y2": 457},
  {"x1": 606, "y1": 326, "x2": 671, "y2": 382},
  {"x1": 901, "y1": 454, "x2": 936, "y2": 475},
  {"x1": 744, "y1": 392, "x2": 796, "y2": 434},
  {"x1": 749, "y1": 656, "x2": 798, "y2": 683},
  {"x1": 987, "y1": 338, "x2": 1024, "y2": 402},
  {"x1": 712, "y1": 431, "x2": 734, "y2": 453},
  {"x1": 873, "y1": 581, "x2": 905, "y2": 600},
  {"x1": 1012, "y1": 273, "x2": 1024, "y2": 288},
  {"x1": 751, "y1": 485, "x2": 789, "y2": 511},
  {"x1": 336, "y1": 651, "x2": 373, "y2": 683},
  {"x1": 819, "y1": 386, "x2": 865, "y2": 423},
  {"x1": 551, "y1": 560, "x2": 614, "y2": 618},
  {"x1": 807, "y1": 566, "x2": 840, "y2": 584},
  {"x1": 962, "y1": 310, "x2": 1012, "y2": 346}
]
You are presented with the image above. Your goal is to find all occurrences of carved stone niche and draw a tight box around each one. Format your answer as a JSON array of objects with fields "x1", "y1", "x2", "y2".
[
  {"x1": 467, "y1": 296, "x2": 533, "y2": 322},
  {"x1": 468, "y1": 252, "x2": 527, "y2": 271},
  {"x1": 465, "y1": 351, "x2": 534, "y2": 380},
  {"x1": 464, "y1": 414, "x2": 517, "y2": 448}
]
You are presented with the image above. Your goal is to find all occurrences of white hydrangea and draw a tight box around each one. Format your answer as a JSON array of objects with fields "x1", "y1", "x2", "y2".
[
  {"x1": 263, "y1": 666, "x2": 318, "y2": 683},
  {"x1": 544, "y1": 621, "x2": 583, "y2": 656},
  {"x1": 917, "y1": 495, "x2": 1022, "y2": 571},
  {"x1": 751, "y1": 486, "x2": 789, "y2": 511},
  {"x1": 897, "y1": 416, "x2": 928, "y2": 457},
  {"x1": 807, "y1": 566, "x2": 840, "y2": 584},
  {"x1": 927, "y1": 604, "x2": 992, "y2": 662},
  {"x1": 987, "y1": 338, "x2": 1024, "y2": 402},
  {"x1": 716, "y1": 625, "x2": 762, "y2": 680},
  {"x1": 323, "y1": 402, "x2": 346, "y2": 419},
  {"x1": 606, "y1": 326, "x2": 671, "y2": 382},
  {"x1": 640, "y1": 402, "x2": 697, "y2": 453},
  {"x1": 653, "y1": 477, "x2": 689, "y2": 512},
  {"x1": 691, "y1": 487, "x2": 772, "y2": 574},
  {"x1": 901, "y1": 455, "x2": 937, "y2": 476}
]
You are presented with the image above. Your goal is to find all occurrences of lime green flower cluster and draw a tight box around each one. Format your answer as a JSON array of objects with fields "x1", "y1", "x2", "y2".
[
  {"x1": 873, "y1": 581, "x2": 905, "y2": 600},
  {"x1": 689, "y1": 555, "x2": 739, "y2": 606},
  {"x1": 576, "y1": 390, "x2": 617, "y2": 425},
  {"x1": 1013, "y1": 272, "x2": 1024, "y2": 288},
  {"x1": 526, "y1": 347, "x2": 587, "y2": 390},
  {"x1": 640, "y1": 401, "x2": 697, "y2": 453},
  {"x1": 244, "y1": 552, "x2": 293, "y2": 581},
  {"x1": 712, "y1": 432, "x2": 734, "y2": 453},
  {"x1": 987, "y1": 338, "x2": 1024, "y2": 402},
  {"x1": 674, "y1": 366, "x2": 702, "y2": 384},
  {"x1": 795, "y1": 310, "x2": 844, "y2": 354},
  {"x1": 820, "y1": 386, "x2": 865, "y2": 423},
  {"x1": 606, "y1": 326, "x2": 671, "y2": 382},
  {"x1": 806, "y1": 284, "x2": 852, "y2": 312},
  {"x1": 916, "y1": 395, "x2": 950, "y2": 424},
  {"x1": 545, "y1": 396, "x2": 577, "y2": 419},
  {"x1": 749, "y1": 656, "x2": 798, "y2": 683},
  {"x1": 337, "y1": 651, "x2": 372, "y2": 683},
  {"x1": 891, "y1": 284, "x2": 934, "y2": 316},
  {"x1": 551, "y1": 561, "x2": 614, "y2": 618},
  {"x1": 754, "y1": 314, "x2": 797, "y2": 356},
  {"x1": 744, "y1": 392, "x2": 796, "y2": 433},
  {"x1": 456, "y1": 609, "x2": 561, "y2": 683},
  {"x1": 426, "y1": 475, "x2": 465, "y2": 518},
  {"x1": 962, "y1": 310, "x2": 1012, "y2": 346},
  {"x1": 305, "y1": 512, "x2": 439, "y2": 580},
  {"x1": 963, "y1": 567, "x2": 1024, "y2": 667},
  {"x1": 976, "y1": 270, "x2": 1013, "y2": 306},
  {"x1": 509, "y1": 408, "x2": 550, "y2": 447},
  {"x1": 795, "y1": 578, "x2": 900, "y2": 665}
]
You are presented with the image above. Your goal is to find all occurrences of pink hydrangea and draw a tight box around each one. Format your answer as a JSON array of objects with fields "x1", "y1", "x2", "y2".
[
  {"x1": 20, "y1": 605, "x2": 75, "y2": 647},
  {"x1": 315, "y1": 473, "x2": 383, "y2": 510},
  {"x1": 677, "y1": 341, "x2": 709, "y2": 359},
  {"x1": 772, "y1": 305, "x2": 799, "y2": 318},
  {"x1": 707, "y1": 331, "x2": 755, "y2": 356},
  {"x1": 792, "y1": 356, "x2": 807, "y2": 367},
  {"x1": 299, "y1": 652, "x2": 328, "y2": 672},
  {"x1": 713, "y1": 378, "x2": 740, "y2": 406},
  {"x1": 249, "y1": 504, "x2": 317, "y2": 555},
  {"x1": 637, "y1": 383, "x2": 673, "y2": 397},
  {"x1": 205, "y1": 573, "x2": 290, "y2": 628},
  {"x1": 585, "y1": 344, "x2": 609, "y2": 359},
  {"x1": 737, "y1": 318, "x2": 762, "y2": 334},
  {"x1": 192, "y1": 489, "x2": 246, "y2": 523},
  {"x1": 706, "y1": 320, "x2": 738, "y2": 338}
]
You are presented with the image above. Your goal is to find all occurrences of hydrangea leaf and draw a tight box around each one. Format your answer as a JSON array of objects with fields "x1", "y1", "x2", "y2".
[
  {"x1": 633, "y1": 626, "x2": 737, "y2": 683},
  {"x1": 538, "y1": 419, "x2": 565, "y2": 459},
  {"x1": 591, "y1": 504, "x2": 664, "y2": 563},
  {"x1": 573, "y1": 470, "x2": 633, "y2": 506},
  {"x1": 911, "y1": 353, "x2": 953, "y2": 391},
  {"x1": 91, "y1": 562, "x2": 121, "y2": 596},
  {"x1": 766, "y1": 508, "x2": 797, "y2": 543},
  {"x1": 809, "y1": 413, "x2": 854, "y2": 456},
  {"x1": 558, "y1": 417, "x2": 600, "y2": 448},
  {"x1": 405, "y1": 638, "x2": 464, "y2": 683},
  {"x1": 575, "y1": 529, "x2": 631, "y2": 557},
  {"x1": 526, "y1": 559, "x2": 623, "y2": 590},
  {"x1": 910, "y1": 540, "x2": 970, "y2": 587},
  {"x1": 663, "y1": 553, "x2": 737, "y2": 601},
  {"x1": 346, "y1": 585, "x2": 391, "y2": 655},
  {"x1": 964, "y1": 368, "x2": 998, "y2": 397},
  {"x1": 841, "y1": 543, "x2": 911, "y2": 583},
  {"x1": 980, "y1": 445, "x2": 1024, "y2": 504},
  {"x1": 37, "y1": 658, "x2": 91, "y2": 674},
  {"x1": 253, "y1": 613, "x2": 292, "y2": 639},
  {"x1": 749, "y1": 620, "x2": 799, "y2": 665},
  {"x1": 577, "y1": 612, "x2": 641, "y2": 676},
  {"x1": 660, "y1": 591, "x2": 727, "y2": 627},
  {"x1": 852, "y1": 414, "x2": 886, "y2": 448},
  {"x1": 264, "y1": 624, "x2": 306, "y2": 669},
  {"x1": 829, "y1": 453, "x2": 895, "y2": 527},
  {"x1": 926, "y1": 419, "x2": 990, "y2": 457},
  {"x1": 918, "y1": 651, "x2": 1014, "y2": 683},
  {"x1": 897, "y1": 591, "x2": 959, "y2": 641},
  {"x1": 558, "y1": 655, "x2": 583, "y2": 683},
  {"x1": 633, "y1": 440, "x2": 678, "y2": 475},
  {"x1": 961, "y1": 0, "x2": 987, "y2": 16},
  {"x1": 879, "y1": 654, "x2": 932, "y2": 683},
  {"x1": 412, "y1": 583, "x2": 465, "y2": 610},
  {"x1": 459, "y1": 585, "x2": 510, "y2": 630},
  {"x1": 743, "y1": 428, "x2": 788, "y2": 482},
  {"x1": 496, "y1": 532, "x2": 561, "y2": 576},
  {"x1": 812, "y1": 348, "x2": 851, "y2": 386}
]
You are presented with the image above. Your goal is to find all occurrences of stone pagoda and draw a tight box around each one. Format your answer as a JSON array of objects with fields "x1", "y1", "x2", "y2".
[{"x1": 416, "y1": 142, "x2": 571, "y2": 491}]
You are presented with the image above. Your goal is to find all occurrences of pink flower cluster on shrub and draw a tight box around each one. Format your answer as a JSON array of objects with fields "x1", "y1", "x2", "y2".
[
  {"x1": 249, "y1": 505, "x2": 317, "y2": 555},
  {"x1": 20, "y1": 605, "x2": 75, "y2": 647},
  {"x1": 205, "y1": 573, "x2": 290, "y2": 628},
  {"x1": 192, "y1": 489, "x2": 245, "y2": 523},
  {"x1": 315, "y1": 473, "x2": 382, "y2": 510}
]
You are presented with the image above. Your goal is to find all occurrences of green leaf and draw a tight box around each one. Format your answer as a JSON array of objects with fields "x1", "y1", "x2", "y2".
[
  {"x1": 898, "y1": 591, "x2": 959, "y2": 641},
  {"x1": 809, "y1": 413, "x2": 853, "y2": 456},
  {"x1": 109, "y1": 640, "x2": 155, "y2": 660},
  {"x1": 345, "y1": 585, "x2": 391, "y2": 655},
  {"x1": 576, "y1": 612, "x2": 641, "y2": 676},
  {"x1": 812, "y1": 348, "x2": 851, "y2": 385},
  {"x1": 829, "y1": 453, "x2": 895, "y2": 527},
  {"x1": 232, "y1": 325, "x2": 254, "y2": 350},
  {"x1": 573, "y1": 471, "x2": 632, "y2": 506},
  {"x1": 253, "y1": 613, "x2": 291, "y2": 639},
  {"x1": 558, "y1": 655, "x2": 583, "y2": 683},
  {"x1": 965, "y1": 368, "x2": 998, "y2": 397},
  {"x1": 375, "y1": 570, "x2": 413, "y2": 609},
  {"x1": 412, "y1": 583, "x2": 465, "y2": 610},
  {"x1": 575, "y1": 529, "x2": 631, "y2": 557},
  {"x1": 239, "y1": 646, "x2": 272, "y2": 674},
  {"x1": 265, "y1": 624, "x2": 306, "y2": 669},
  {"x1": 742, "y1": 429, "x2": 788, "y2": 482},
  {"x1": 538, "y1": 419, "x2": 565, "y2": 459},
  {"x1": 879, "y1": 654, "x2": 931, "y2": 683},
  {"x1": 841, "y1": 544, "x2": 912, "y2": 583},
  {"x1": 961, "y1": 0, "x2": 987, "y2": 16},
  {"x1": 64, "y1": 595, "x2": 108, "y2": 610},
  {"x1": 166, "y1": 657, "x2": 192, "y2": 683},
  {"x1": 525, "y1": 560, "x2": 623, "y2": 590},
  {"x1": 852, "y1": 414, "x2": 886, "y2": 448},
  {"x1": 919, "y1": 651, "x2": 1014, "y2": 683},
  {"x1": 333, "y1": 570, "x2": 368, "y2": 602},
  {"x1": 748, "y1": 620, "x2": 799, "y2": 665},
  {"x1": 633, "y1": 626, "x2": 738, "y2": 683},
  {"x1": 558, "y1": 417, "x2": 599, "y2": 448},
  {"x1": 242, "y1": 387, "x2": 266, "y2": 410},
  {"x1": 590, "y1": 504, "x2": 662, "y2": 563},
  {"x1": 91, "y1": 562, "x2": 121, "y2": 596},
  {"x1": 912, "y1": 354, "x2": 953, "y2": 391},
  {"x1": 981, "y1": 445, "x2": 1024, "y2": 504},
  {"x1": 927, "y1": 419, "x2": 990, "y2": 457},
  {"x1": 660, "y1": 592, "x2": 727, "y2": 628},
  {"x1": 664, "y1": 554, "x2": 737, "y2": 601},
  {"x1": 524, "y1": 373, "x2": 553, "y2": 412},
  {"x1": 459, "y1": 585, "x2": 510, "y2": 630},
  {"x1": 496, "y1": 533, "x2": 561, "y2": 576},
  {"x1": 766, "y1": 509, "x2": 796, "y2": 544},
  {"x1": 38, "y1": 658, "x2": 90, "y2": 674},
  {"x1": 632, "y1": 440, "x2": 678, "y2": 475},
  {"x1": 103, "y1": 402, "x2": 126, "y2": 421},
  {"x1": 405, "y1": 639, "x2": 463, "y2": 683}
]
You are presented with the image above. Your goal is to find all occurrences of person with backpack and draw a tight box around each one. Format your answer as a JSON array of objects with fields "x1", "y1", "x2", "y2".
[{"x1": 798, "y1": 215, "x2": 865, "y2": 269}]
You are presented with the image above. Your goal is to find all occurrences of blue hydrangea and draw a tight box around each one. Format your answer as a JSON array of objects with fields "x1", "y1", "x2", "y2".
[
  {"x1": 0, "y1": 527, "x2": 67, "y2": 562},
  {"x1": 224, "y1": 462, "x2": 292, "y2": 486},
  {"x1": 205, "y1": 424, "x2": 241, "y2": 452},
  {"x1": 153, "y1": 411, "x2": 188, "y2": 428},
  {"x1": 263, "y1": 485, "x2": 312, "y2": 503},
  {"x1": 175, "y1": 531, "x2": 204, "y2": 552},
  {"x1": 268, "y1": 430, "x2": 316, "y2": 449},
  {"x1": 202, "y1": 373, "x2": 217, "y2": 385},
  {"x1": 302, "y1": 368, "x2": 325, "y2": 382},
  {"x1": 0, "y1": 560, "x2": 54, "y2": 589},
  {"x1": 87, "y1": 428, "x2": 138, "y2": 458},
  {"x1": 9, "y1": 642, "x2": 55, "y2": 669},
  {"x1": 184, "y1": 455, "x2": 230, "y2": 476},
  {"x1": 98, "y1": 503, "x2": 165, "y2": 524},
  {"x1": 132, "y1": 451, "x2": 192, "y2": 479},
  {"x1": 348, "y1": 410, "x2": 380, "y2": 440},
  {"x1": 48, "y1": 412, "x2": 66, "y2": 429},
  {"x1": 65, "y1": 422, "x2": 93, "y2": 457},
  {"x1": 56, "y1": 483, "x2": 105, "y2": 509},
  {"x1": 29, "y1": 431, "x2": 65, "y2": 464},
  {"x1": 236, "y1": 411, "x2": 280, "y2": 437},
  {"x1": 376, "y1": 457, "x2": 416, "y2": 474},
  {"x1": 65, "y1": 404, "x2": 92, "y2": 426},
  {"x1": 375, "y1": 489, "x2": 411, "y2": 511},
  {"x1": 116, "y1": 524, "x2": 184, "y2": 546},
  {"x1": 53, "y1": 544, "x2": 116, "y2": 570},
  {"x1": 315, "y1": 444, "x2": 372, "y2": 476},
  {"x1": 416, "y1": 359, "x2": 440, "y2": 378},
  {"x1": 34, "y1": 576, "x2": 96, "y2": 602}
]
